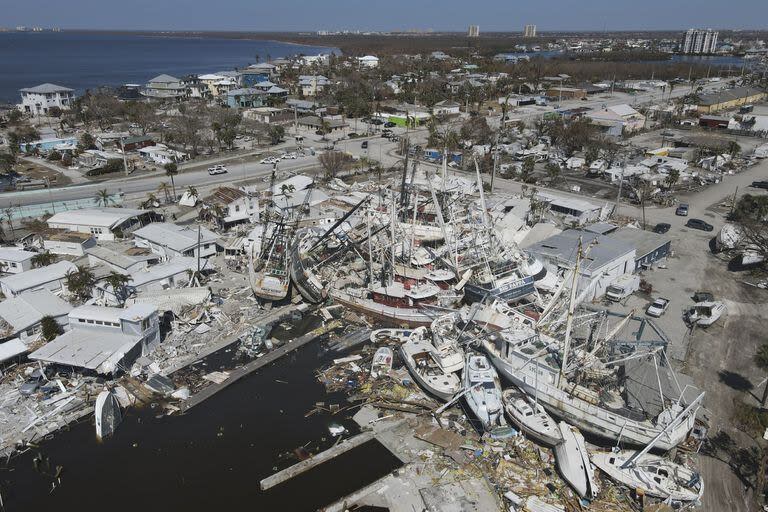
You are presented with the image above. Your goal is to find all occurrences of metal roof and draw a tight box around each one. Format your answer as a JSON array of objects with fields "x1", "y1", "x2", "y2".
[
  {"x1": 129, "y1": 257, "x2": 200, "y2": 287},
  {"x1": 698, "y1": 87, "x2": 766, "y2": 106},
  {"x1": 609, "y1": 227, "x2": 671, "y2": 260},
  {"x1": 0, "y1": 289, "x2": 72, "y2": 333},
  {"x1": 20, "y1": 83, "x2": 73, "y2": 93},
  {"x1": 527, "y1": 229, "x2": 635, "y2": 273},
  {"x1": 29, "y1": 329, "x2": 140, "y2": 373},
  {"x1": 148, "y1": 74, "x2": 181, "y2": 83},
  {"x1": 133, "y1": 223, "x2": 219, "y2": 253},
  {"x1": 0, "y1": 248, "x2": 36, "y2": 262},
  {"x1": 0, "y1": 261, "x2": 77, "y2": 293},
  {"x1": 47, "y1": 208, "x2": 149, "y2": 229}
]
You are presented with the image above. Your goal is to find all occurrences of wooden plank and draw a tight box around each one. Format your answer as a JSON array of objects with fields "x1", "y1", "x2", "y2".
[{"x1": 260, "y1": 432, "x2": 375, "y2": 491}]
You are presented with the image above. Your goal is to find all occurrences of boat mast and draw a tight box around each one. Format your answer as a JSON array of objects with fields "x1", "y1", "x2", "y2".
[
  {"x1": 366, "y1": 207, "x2": 373, "y2": 283},
  {"x1": 473, "y1": 158, "x2": 490, "y2": 228},
  {"x1": 390, "y1": 193, "x2": 396, "y2": 285},
  {"x1": 559, "y1": 237, "x2": 583, "y2": 386}
]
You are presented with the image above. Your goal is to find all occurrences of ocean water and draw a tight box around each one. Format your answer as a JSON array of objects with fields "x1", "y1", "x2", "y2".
[{"x1": 0, "y1": 31, "x2": 336, "y2": 103}]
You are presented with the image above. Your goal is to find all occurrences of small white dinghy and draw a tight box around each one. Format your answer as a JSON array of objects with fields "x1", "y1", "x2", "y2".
[
  {"x1": 95, "y1": 389, "x2": 122, "y2": 441},
  {"x1": 590, "y1": 450, "x2": 703, "y2": 502},
  {"x1": 370, "y1": 347, "x2": 394, "y2": 378},
  {"x1": 502, "y1": 387, "x2": 563, "y2": 447},
  {"x1": 400, "y1": 335, "x2": 461, "y2": 401},
  {"x1": 554, "y1": 421, "x2": 598, "y2": 499},
  {"x1": 464, "y1": 352, "x2": 507, "y2": 432}
]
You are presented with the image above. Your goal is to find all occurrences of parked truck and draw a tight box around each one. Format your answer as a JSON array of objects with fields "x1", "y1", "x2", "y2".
[{"x1": 605, "y1": 274, "x2": 640, "y2": 302}]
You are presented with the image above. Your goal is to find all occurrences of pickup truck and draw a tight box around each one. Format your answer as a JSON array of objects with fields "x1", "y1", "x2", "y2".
[
  {"x1": 605, "y1": 274, "x2": 641, "y2": 302},
  {"x1": 646, "y1": 298, "x2": 670, "y2": 317}
]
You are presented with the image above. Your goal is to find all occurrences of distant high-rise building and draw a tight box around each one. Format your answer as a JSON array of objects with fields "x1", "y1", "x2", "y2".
[
  {"x1": 682, "y1": 28, "x2": 719, "y2": 54},
  {"x1": 524, "y1": 24, "x2": 537, "y2": 38},
  {"x1": 468, "y1": 25, "x2": 480, "y2": 38}
]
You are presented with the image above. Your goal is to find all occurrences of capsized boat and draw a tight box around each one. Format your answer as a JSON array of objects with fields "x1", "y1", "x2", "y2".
[
  {"x1": 554, "y1": 421, "x2": 598, "y2": 499},
  {"x1": 591, "y1": 450, "x2": 703, "y2": 502},
  {"x1": 370, "y1": 347, "x2": 394, "y2": 378},
  {"x1": 502, "y1": 387, "x2": 563, "y2": 447},
  {"x1": 400, "y1": 334, "x2": 461, "y2": 401},
  {"x1": 95, "y1": 389, "x2": 122, "y2": 441},
  {"x1": 464, "y1": 352, "x2": 507, "y2": 432}
]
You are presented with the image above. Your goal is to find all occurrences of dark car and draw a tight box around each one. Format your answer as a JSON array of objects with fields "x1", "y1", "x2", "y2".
[
  {"x1": 370, "y1": 118, "x2": 384, "y2": 125},
  {"x1": 686, "y1": 218, "x2": 713, "y2": 232},
  {"x1": 384, "y1": 122, "x2": 396, "y2": 128},
  {"x1": 675, "y1": 203, "x2": 689, "y2": 216},
  {"x1": 361, "y1": 141, "x2": 368, "y2": 149},
  {"x1": 653, "y1": 222, "x2": 671, "y2": 234},
  {"x1": 751, "y1": 181, "x2": 768, "y2": 190}
]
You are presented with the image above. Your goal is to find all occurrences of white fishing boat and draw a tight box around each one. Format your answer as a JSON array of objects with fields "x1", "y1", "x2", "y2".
[
  {"x1": 370, "y1": 347, "x2": 394, "y2": 378},
  {"x1": 464, "y1": 352, "x2": 507, "y2": 432},
  {"x1": 95, "y1": 389, "x2": 122, "y2": 441},
  {"x1": 554, "y1": 421, "x2": 598, "y2": 499},
  {"x1": 400, "y1": 335, "x2": 461, "y2": 401},
  {"x1": 684, "y1": 301, "x2": 726, "y2": 326},
  {"x1": 430, "y1": 314, "x2": 465, "y2": 374},
  {"x1": 502, "y1": 387, "x2": 563, "y2": 447},
  {"x1": 590, "y1": 450, "x2": 703, "y2": 502}
]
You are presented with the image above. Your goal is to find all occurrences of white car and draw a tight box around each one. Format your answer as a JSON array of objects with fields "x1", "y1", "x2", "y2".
[
  {"x1": 260, "y1": 157, "x2": 276, "y2": 164},
  {"x1": 646, "y1": 298, "x2": 670, "y2": 317},
  {"x1": 207, "y1": 165, "x2": 227, "y2": 175}
]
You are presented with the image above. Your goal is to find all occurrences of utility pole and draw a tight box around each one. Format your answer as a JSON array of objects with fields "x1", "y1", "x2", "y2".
[
  {"x1": 196, "y1": 224, "x2": 202, "y2": 278},
  {"x1": 120, "y1": 137, "x2": 129, "y2": 177},
  {"x1": 490, "y1": 132, "x2": 499, "y2": 193},
  {"x1": 614, "y1": 160, "x2": 626, "y2": 219}
]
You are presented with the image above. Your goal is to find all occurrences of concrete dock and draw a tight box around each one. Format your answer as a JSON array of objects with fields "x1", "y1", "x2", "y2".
[{"x1": 260, "y1": 431, "x2": 375, "y2": 490}]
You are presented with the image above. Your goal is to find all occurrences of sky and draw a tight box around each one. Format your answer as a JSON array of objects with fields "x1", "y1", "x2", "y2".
[{"x1": 4, "y1": 0, "x2": 768, "y2": 32}]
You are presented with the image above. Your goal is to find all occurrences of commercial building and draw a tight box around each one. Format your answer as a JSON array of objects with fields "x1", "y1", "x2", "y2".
[
  {"x1": 46, "y1": 208, "x2": 155, "y2": 242},
  {"x1": 524, "y1": 24, "x2": 537, "y2": 38},
  {"x1": 696, "y1": 87, "x2": 768, "y2": 114},
  {"x1": 19, "y1": 83, "x2": 75, "y2": 115},
  {"x1": 588, "y1": 104, "x2": 646, "y2": 134},
  {"x1": 545, "y1": 87, "x2": 587, "y2": 101},
  {"x1": 527, "y1": 229, "x2": 636, "y2": 300},
  {"x1": 682, "y1": 29, "x2": 719, "y2": 55},
  {"x1": 609, "y1": 227, "x2": 672, "y2": 271},
  {"x1": 468, "y1": 25, "x2": 480, "y2": 38},
  {"x1": 29, "y1": 304, "x2": 160, "y2": 375},
  {"x1": 358, "y1": 56, "x2": 380, "y2": 68}
]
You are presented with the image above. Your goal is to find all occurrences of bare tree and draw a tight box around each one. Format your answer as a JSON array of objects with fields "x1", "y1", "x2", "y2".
[{"x1": 318, "y1": 151, "x2": 349, "y2": 180}]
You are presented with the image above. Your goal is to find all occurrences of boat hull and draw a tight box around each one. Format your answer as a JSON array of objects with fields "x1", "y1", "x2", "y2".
[
  {"x1": 482, "y1": 339, "x2": 694, "y2": 451},
  {"x1": 464, "y1": 275, "x2": 536, "y2": 304},
  {"x1": 330, "y1": 290, "x2": 436, "y2": 328}
]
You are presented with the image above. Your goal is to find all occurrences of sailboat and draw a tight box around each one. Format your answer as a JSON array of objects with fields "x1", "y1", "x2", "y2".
[
  {"x1": 554, "y1": 421, "x2": 599, "y2": 499},
  {"x1": 463, "y1": 352, "x2": 507, "y2": 432},
  {"x1": 590, "y1": 450, "x2": 703, "y2": 502},
  {"x1": 502, "y1": 387, "x2": 563, "y2": 447}
]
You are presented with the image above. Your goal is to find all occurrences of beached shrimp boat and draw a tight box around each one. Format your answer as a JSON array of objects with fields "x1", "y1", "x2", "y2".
[
  {"x1": 502, "y1": 387, "x2": 563, "y2": 447},
  {"x1": 590, "y1": 450, "x2": 703, "y2": 502},
  {"x1": 330, "y1": 281, "x2": 444, "y2": 328}
]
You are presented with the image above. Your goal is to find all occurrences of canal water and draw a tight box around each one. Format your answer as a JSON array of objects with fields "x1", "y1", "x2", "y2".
[{"x1": 0, "y1": 333, "x2": 400, "y2": 511}]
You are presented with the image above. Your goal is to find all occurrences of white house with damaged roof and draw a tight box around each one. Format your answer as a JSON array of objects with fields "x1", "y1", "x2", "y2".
[
  {"x1": 0, "y1": 260, "x2": 78, "y2": 298},
  {"x1": 202, "y1": 187, "x2": 259, "y2": 227},
  {"x1": 132, "y1": 223, "x2": 219, "y2": 260},
  {"x1": 46, "y1": 207, "x2": 155, "y2": 241},
  {"x1": 0, "y1": 289, "x2": 73, "y2": 342},
  {"x1": 19, "y1": 83, "x2": 75, "y2": 115},
  {"x1": 29, "y1": 304, "x2": 160, "y2": 375},
  {"x1": 142, "y1": 74, "x2": 187, "y2": 99}
]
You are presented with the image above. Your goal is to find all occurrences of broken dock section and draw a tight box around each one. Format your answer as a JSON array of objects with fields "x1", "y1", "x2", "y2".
[
  {"x1": 259, "y1": 431, "x2": 375, "y2": 490},
  {"x1": 180, "y1": 320, "x2": 342, "y2": 412}
]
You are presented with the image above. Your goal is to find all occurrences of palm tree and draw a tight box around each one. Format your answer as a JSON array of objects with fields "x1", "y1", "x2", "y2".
[
  {"x1": 102, "y1": 271, "x2": 131, "y2": 305},
  {"x1": 94, "y1": 189, "x2": 113, "y2": 207},
  {"x1": 164, "y1": 162, "x2": 179, "y2": 201},
  {"x1": 31, "y1": 252, "x2": 57, "y2": 268},
  {"x1": 664, "y1": 169, "x2": 680, "y2": 189},
  {"x1": 65, "y1": 265, "x2": 96, "y2": 302},
  {"x1": 186, "y1": 186, "x2": 199, "y2": 200},
  {"x1": 141, "y1": 193, "x2": 159, "y2": 209},
  {"x1": 157, "y1": 182, "x2": 171, "y2": 204},
  {"x1": 3, "y1": 207, "x2": 15, "y2": 238}
]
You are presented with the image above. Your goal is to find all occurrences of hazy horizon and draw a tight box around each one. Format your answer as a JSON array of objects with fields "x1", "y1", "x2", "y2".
[{"x1": 4, "y1": 0, "x2": 767, "y2": 33}]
